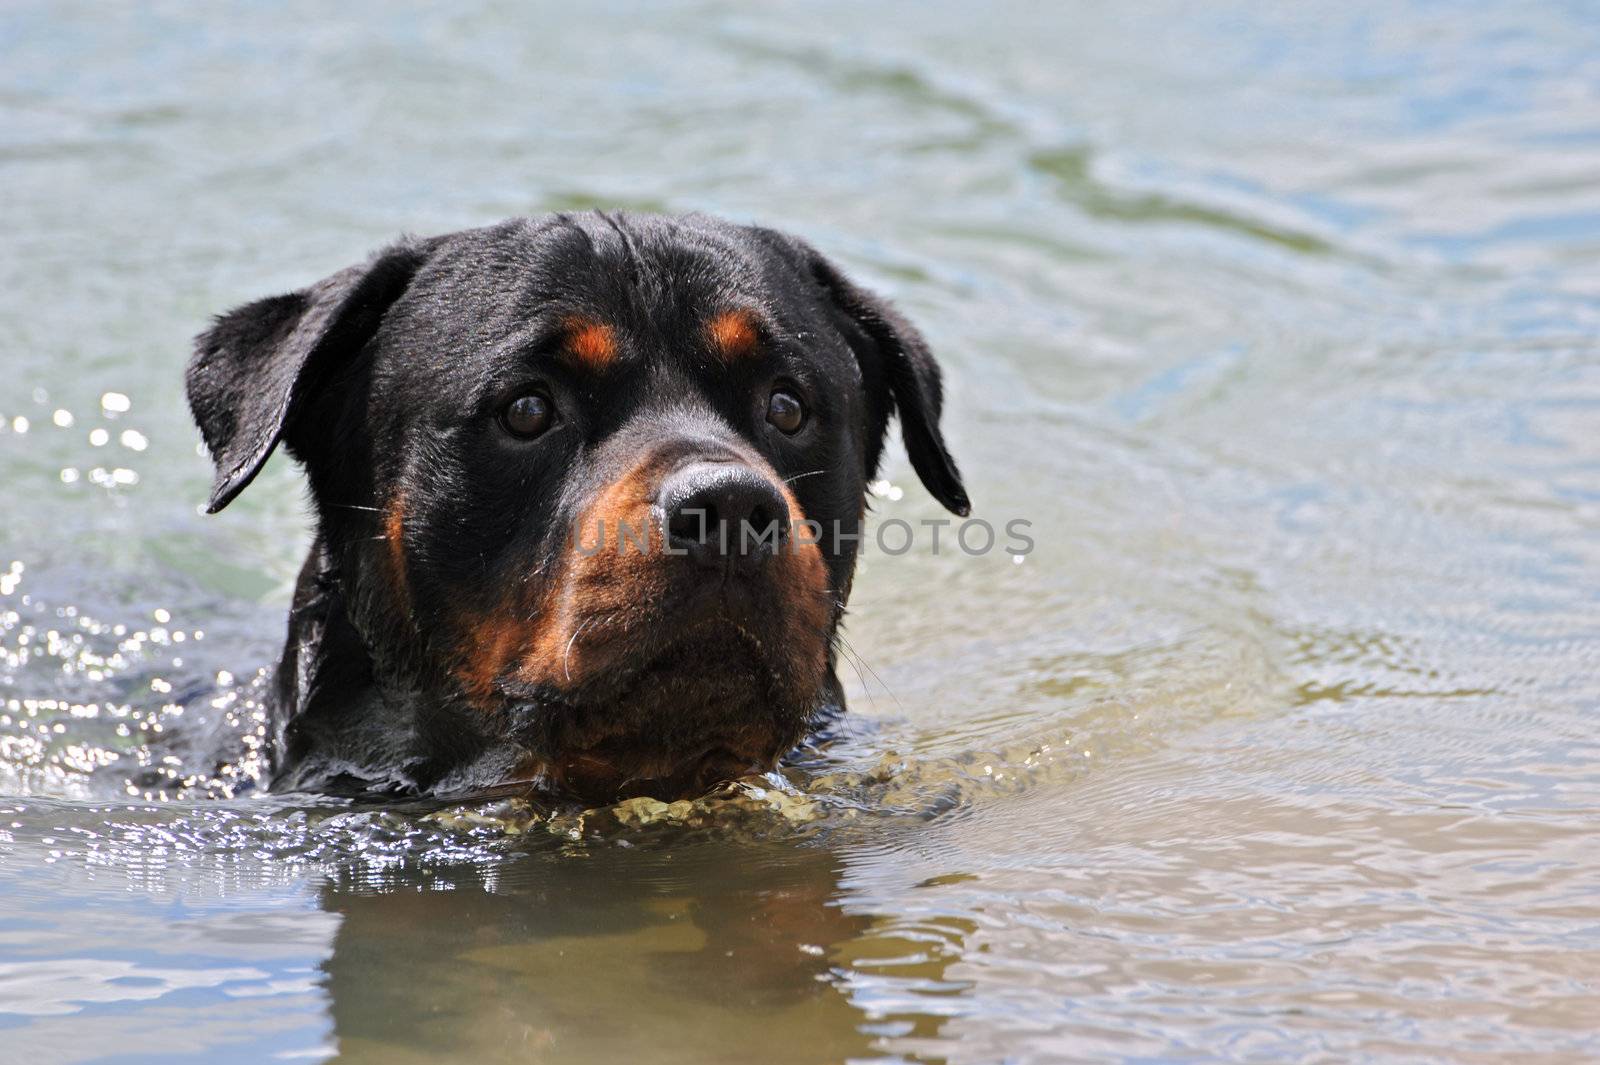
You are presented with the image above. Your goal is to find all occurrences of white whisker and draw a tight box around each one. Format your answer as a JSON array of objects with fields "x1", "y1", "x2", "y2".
[
  {"x1": 563, "y1": 619, "x2": 593, "y2": 682},
  {"x1": 837, "y1": 633, "x2": 902, "y2": 713}
]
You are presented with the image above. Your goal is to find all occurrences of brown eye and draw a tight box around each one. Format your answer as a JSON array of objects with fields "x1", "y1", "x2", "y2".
[
  {"x1": 501, "y1": 392, "x2": 555, "y2": 438},
  {"x1": 766, "y1": 389, "x2": 805, "y2": 434}
]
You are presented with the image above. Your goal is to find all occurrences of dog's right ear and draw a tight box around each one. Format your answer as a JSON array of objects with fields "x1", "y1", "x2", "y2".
[{"x1": 186, "y1": 239, "x2": 433, "y2": 513}]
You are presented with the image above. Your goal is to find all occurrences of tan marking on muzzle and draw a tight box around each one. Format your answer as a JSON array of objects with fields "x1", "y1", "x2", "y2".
[
  {"x1": 770, "y1": 479, "x2": 833, "y2": 686},
  {"x1": 452, "y1": 448, "x2": 832, "y2": 708},
  {"x1": 452, "y1": 457, "x2": 665, "y2": 704}
]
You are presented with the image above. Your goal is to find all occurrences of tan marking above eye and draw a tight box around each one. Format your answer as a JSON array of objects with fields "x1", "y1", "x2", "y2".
[
  {"x1": 564, "y1": 317, "x2": 618, "y2": 369},
  {"x1": 706, "y1": 309, "x2": 760, "y2": 361}
]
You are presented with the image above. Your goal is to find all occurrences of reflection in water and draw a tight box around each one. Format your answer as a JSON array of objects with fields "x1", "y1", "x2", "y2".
[{"x1": 317, "y1": 840, "x2": 877, "y2": 1065}]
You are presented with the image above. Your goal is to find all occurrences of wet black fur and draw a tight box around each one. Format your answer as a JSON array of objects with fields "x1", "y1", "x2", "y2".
[{"x1": 187, "y1": 212, "x2": 968, "y2": 800}]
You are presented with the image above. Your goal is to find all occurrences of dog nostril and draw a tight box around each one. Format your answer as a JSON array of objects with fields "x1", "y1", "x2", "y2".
[
  {"x1": 660, "y1": 462, "x2": 787, "y2": 566},
  {"x1": 746, "y1": 502, "x2": 777, "y2": 538},
  {"x1": 668, "y1": 500, "x2": 718, "y2": 544}
]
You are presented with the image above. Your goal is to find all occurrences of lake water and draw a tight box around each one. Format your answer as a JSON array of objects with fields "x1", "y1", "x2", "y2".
[{"x1": 3, "y1": 2, "x2": 1599, "y2": 1061}]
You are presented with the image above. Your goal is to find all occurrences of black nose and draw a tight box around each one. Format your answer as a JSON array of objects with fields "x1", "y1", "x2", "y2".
[{"x1": 659, "y1": 462, "x2": 788, "y2": 571}]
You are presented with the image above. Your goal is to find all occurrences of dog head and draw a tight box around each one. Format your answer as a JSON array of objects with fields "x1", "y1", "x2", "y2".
[{"x1": 188, "y1": 213, "x2": 967, "y2": 802}]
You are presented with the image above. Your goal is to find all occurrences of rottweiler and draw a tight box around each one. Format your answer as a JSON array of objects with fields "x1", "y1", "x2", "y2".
[{"x1": 187, "y1": 212, "x2": 968, "y2": 804}]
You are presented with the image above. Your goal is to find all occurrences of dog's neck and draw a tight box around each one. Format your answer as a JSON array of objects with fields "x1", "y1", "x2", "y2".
[{"x1": 266, "y1": 537, "x2": 510, "y2": 796}]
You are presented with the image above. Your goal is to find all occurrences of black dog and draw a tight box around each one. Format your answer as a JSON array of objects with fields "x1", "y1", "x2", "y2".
[{"x1": 187, "y1": 212, "x2": 967, "y2": 804}]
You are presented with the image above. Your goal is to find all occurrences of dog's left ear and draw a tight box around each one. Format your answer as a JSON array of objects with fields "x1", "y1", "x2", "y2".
[
  {"x1": 186, "y1": 238, "x2": 433, "y2": 513},
  {"x1": 773, "y1": 234, "x2": 970, "y2": 516}
]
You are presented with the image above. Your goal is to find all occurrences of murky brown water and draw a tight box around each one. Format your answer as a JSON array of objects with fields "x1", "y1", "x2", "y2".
[{"x1": 3, "y1": 2, "x2": 1599, "y2": 1061}]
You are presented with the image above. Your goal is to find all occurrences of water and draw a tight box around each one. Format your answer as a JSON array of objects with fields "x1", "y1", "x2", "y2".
[{"x1": 3, "y1": 1, "x2": 1599, "y2": 1061}]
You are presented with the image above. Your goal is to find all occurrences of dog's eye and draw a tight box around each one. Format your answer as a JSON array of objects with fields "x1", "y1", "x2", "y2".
[
  {"x1": 766, "y1": 389, "x2": 805, "y2": 434},
  {"x1": 501, "y1": 392, "x2": 555, "y2": 438}
]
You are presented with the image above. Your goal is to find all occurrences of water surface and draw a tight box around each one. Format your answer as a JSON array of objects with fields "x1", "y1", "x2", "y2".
[{"x1": 3, "y1": 2, "x2": 1599, "y2": 1061}]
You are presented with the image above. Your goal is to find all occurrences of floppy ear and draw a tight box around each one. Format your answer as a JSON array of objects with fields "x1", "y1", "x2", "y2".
[
  {"x1": 784, "y1": 238, "x2": 970, "y2": 516},
  {"x1": 186, "y1": 239, "x2": 432, "y2": 513}
]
